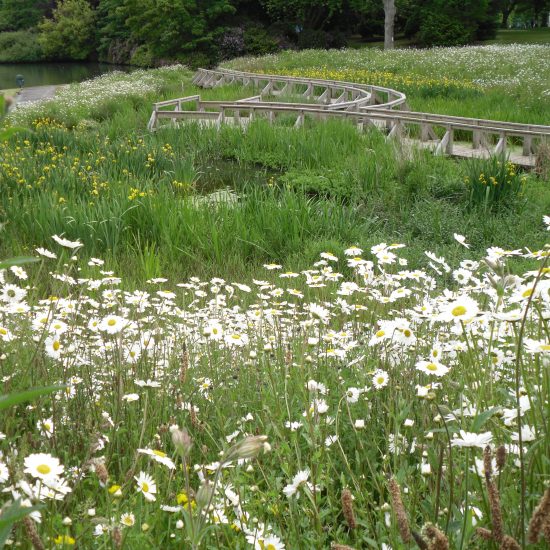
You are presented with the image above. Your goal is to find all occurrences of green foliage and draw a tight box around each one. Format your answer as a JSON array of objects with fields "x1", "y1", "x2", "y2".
[
  {"x1": 406, "y1": 0, "x2": 498, "y2": 46},
  {"x1": 122, "y1": 0, "x2": 235, "y2": 62},
  {"x1": 244, "y1": 26, "x2": 279, "y2": 56},
  {"x1": 0, "y1": 0, "x2": 47, "y2": 32},
  {"x1": 38, "y1": 0, "x2": 97, "y2": 61},
  {"x1": 0, "y1": 30, "x2": 43, "y2": 62},
  {"x1": 280, "y1": 168, "x2": 351, "y2": 199},
  {"x1": 464, "y1": 155, "x2": 527, "y2": 211}
]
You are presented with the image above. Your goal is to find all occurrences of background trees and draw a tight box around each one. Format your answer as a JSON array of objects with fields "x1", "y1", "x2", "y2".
[{"x1": 0, "y1": 0, "x2": 547, "y2": 65}]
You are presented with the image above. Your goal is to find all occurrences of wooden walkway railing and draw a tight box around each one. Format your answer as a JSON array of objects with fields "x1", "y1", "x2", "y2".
[{"x1": 148, "y1": 68, "x2": 550, "y2": 168}]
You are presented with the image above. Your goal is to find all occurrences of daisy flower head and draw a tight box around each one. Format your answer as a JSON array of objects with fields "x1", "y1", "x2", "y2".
[
  {"x1": 138, "y1": 448, "x2": 175, "y2": 470},
  {"x1": 451, "y1": 430, "x2": 493, "y2": 448},
  {"x1": 372, "y1": 369, "x2": 389, "y2": 389},
  {"x1": 98, "y1": 315, "x2": 128, "y2": 334},
  {"x1": 453, "y1": 233, "x2": 470, "y2": 248},
  {"x1": 134, "y1": 471, "x2": 157, "y2": 501},
  {"x1": 52, "y1": 234, "x2": 83, "y2": 249},
  {"x1": 439, "y1": 295, "x2": 479, "y2": 323},
  {"x1": 24, "y1": 453, "x2": 64, "y2": 481},
  {"x1": 416, "y1": 360, "x2": 449, "y2": 377},
  {"x1": 36, "y1": 247, "x2": 57, "y2": 259},
  {"x1": 120, "y1": 512, "x2": 135, "y2": 527}
]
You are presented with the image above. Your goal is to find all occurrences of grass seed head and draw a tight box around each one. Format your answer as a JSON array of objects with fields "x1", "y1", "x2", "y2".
[
  {"x1": 23, "y1": 516, "x2": 45, "y2": 550},
  {"x1": 527, "y1": 486, "x2": 550, "y2": 543},
  {"x1": 495, "y1": 445, "x2": 506, "y2": 471},
  {"x1": 341, "y1": 488, "x2": 356, "y2": 529},
  {"x1": 423, "y1": 523, "x2": 449, "y2": 550},
  {"x1": 499, "y1": 535, "x2": 521, "y2": 550},
  {"x1": 388, "y1": 477, "x2": 411, "y2": 543}
]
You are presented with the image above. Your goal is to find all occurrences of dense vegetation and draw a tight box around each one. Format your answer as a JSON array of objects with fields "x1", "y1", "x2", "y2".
[
  {"x1": 1, "y1": 20, "x2": 550, "y2": 548},
  {"x1": 0, "y1": 0, "x2": 549, "y2": 65}
]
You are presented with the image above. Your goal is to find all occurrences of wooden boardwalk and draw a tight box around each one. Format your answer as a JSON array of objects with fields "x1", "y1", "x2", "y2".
[{"x1": 148, "y1": 68, "x2": 550, "y2": 168}]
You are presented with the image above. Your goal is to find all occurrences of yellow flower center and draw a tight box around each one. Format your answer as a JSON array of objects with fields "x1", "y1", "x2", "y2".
[
  {"x1": 451, "y1": 305, "x2": 467, "y2": 317},
  {"x1": 53, "y1": 340, "x2": 60, "y2": 351},
  {"x1": 376, "y1": 330, "x2": 385, "y2": 337},
  {"x1": 540, "y1": 345, "x2": 550, "y2": 351},
  {"x1": 108, "y1": 319, "x2": 117, "y2": 326},
  {"x1": 403, "y1": 329, "x2": 412, "y2": 337},
  {"x1": 141, "y1": 482, "x2": 149, "y2": 492},
  {"x1": 522, "y1": 288, "x2": 533, "y2": 298},
  {"x1": 152, "y1": 450, "x2": 166, "y2": 457},
  {"x1": 37, "y1": 464, "x2": 51, "y2": 475},
  {"x1": 377, "y1": 376, "x2": 385, "y2": 385},
  {"x1": 426, "y1": 363, "x2": 438, "y2": 371},
  {"x1": 0, "y1": 328, "x2": 6, "y2": 335}
]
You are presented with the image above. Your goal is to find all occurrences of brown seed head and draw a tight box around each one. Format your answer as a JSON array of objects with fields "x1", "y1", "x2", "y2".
[
  {"x1": 475, "y1": 527, "x2": 493, "y2": 540},
  {"x1": 112, "y1": 526, "x2": 122, "y2": 548},
  {"x1": 341, "y1": 489, "x2": 356, "y2": 530},
  {"x1": 423, "y1": 523, "x2": 449, "y2": 550},
  {"x1": 495, "y1": 445, "x2": 506, "y2": 471},
  {"x1": 95, "y1": 463, "x2": 108, "y2": 486},
  {"x1": 527, "y1": 486, "x2": 550, "y2": 543},
  {"x1": 23, "y1": 516, "x2": 45, "y2": 550},
  {"x1": 388, "y1": 477, "x2": 411, "y2": 543},
  {"x1": 499, "y1": 535, "x2": 521, "y2": 550}
]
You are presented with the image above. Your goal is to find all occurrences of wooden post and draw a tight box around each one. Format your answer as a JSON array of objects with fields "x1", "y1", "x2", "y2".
[{"x1": 523, "y1": 135, "x2": 533, "y2": 156}]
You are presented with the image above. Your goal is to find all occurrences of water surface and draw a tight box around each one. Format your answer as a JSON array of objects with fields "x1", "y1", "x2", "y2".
[{"x1": 0, "y1": 62, "x2": 131, "y2": 90}]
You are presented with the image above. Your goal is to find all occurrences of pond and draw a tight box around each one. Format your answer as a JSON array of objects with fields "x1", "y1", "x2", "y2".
[{"x1": 0, "y1": 62, "x2": 131, "y2": 90}]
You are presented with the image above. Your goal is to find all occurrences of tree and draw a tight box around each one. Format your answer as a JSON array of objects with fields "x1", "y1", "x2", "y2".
[
  {"x1": 383, "y1": 0, "x2": 396, "y2": 48},
  {"x1": 0, "y1": 0, "x2": 49, "y2": 32},
  {"x1": 259, "y1": 0, "x2": 343, "y2": 30},
  {"x1": 121, "y1": 0, "x2": 234, "y2": 61},
  {"x1": 38, "y1": 0, "x2": 97, "y2": 60}
]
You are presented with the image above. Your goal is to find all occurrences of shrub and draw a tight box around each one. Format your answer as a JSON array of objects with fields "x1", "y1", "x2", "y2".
[
  {"x1": 416, "y1": 12, "x2": 472, "y2": 47},
  {"x1": 130, "y1": 45, "x2": 155, "y2": 67},
  {"x1": 464, "y1": 155, "x2": 527, "y2": 211},
  {"x1": 38, "y1": 0, "x2": 96, "y2": 61},
  {"x1": 244, "y1": 26, "x2": 279, "y2": 56},
  {"x1": 218, "y1": 27, "x2": 246, "y2": 60},
  {"x1": 0, "y1": 31, "x2": 43, "y2": 62},
  {"x1": 280, "y1": 168, "x2": 356, "y2": 199}
]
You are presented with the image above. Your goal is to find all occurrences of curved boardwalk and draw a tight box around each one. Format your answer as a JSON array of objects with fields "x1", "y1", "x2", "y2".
[{"x1": 149, "y1": 68, "x2": 550, "y2": 168}]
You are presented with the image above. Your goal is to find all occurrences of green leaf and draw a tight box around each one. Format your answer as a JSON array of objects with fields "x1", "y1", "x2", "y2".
[
  {"x1": 0, "y1": 385, "x2": 65, "y2": 412},
  {"x1": 0, "y1": 127, "x2": 28, "y2": 143},
  {"x1": 0, "y1": 256, "x2": 39, "y2": 270},
  {"x1": 0, "y1": 500, "x2": 42, "y2": 547},
  {"x1": 471, "y1": 407, "x2": 500, "y2": 433}
]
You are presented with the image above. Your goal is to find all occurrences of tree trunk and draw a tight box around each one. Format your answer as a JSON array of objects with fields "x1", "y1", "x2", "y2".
[
  {"x1": 501, "y1": 0, "x2": 517, "y2": 29},
  {"x1": 383, "y1": 0, "x2": 396, "y2": 50}
]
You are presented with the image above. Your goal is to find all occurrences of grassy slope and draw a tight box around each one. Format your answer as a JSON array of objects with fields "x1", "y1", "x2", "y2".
[
  {"x1": 0, "y1": 47, "x2": 549, "y2": 288},
  {"x1": 224, "y1": 44, "x2": 550, "y2": 124}
]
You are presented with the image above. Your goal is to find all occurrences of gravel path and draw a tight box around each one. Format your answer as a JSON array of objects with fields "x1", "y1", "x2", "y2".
[{"x1": 15, "y1": 85, "x2": 58, "y2": 104}]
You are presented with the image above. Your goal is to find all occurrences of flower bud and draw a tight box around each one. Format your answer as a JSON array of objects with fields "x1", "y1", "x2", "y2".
[
  {"x1": 172, "y1": 427, "x2": 192, "y2": 456},
  {"x1": 195, "y1": 481, "x2": 214, "y2": 509},
  {"x1": 227, "y1": 435, "x2": 268, "y2": 461}
]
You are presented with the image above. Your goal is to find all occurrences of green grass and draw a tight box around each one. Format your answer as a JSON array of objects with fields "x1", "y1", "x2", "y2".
[
  {"x1": 0, "y1": 45, "x2": 549, "y2": 550},
  {"x1": 489, "y1": 27, "x2": 550, "y2": 44}
]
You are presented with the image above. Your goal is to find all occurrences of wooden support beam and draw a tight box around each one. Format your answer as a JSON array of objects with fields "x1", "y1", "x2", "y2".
[
  {"x1": 387, "y1": 119, "x2": 402, "y2": 140},
  {"x1": 421, "y1": 123, "x2": 437, "y2": 142},
  {"x1": 294, "y1": 111, "x2": 304, "y2": 128},
  {"x1": 435, "y1": 128, "x2": 453, "y2": 155},
  {"x1": 494, "y1": 133, "x2": 506, "y2": 155},
  {"x1": 302, "y1": 83, "x2": 313, "y2": 99}
]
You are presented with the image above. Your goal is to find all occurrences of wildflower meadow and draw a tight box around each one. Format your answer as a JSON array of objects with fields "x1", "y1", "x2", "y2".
[{"x1": 1, "y1": 43, "x2": 550, "y2": 549}]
